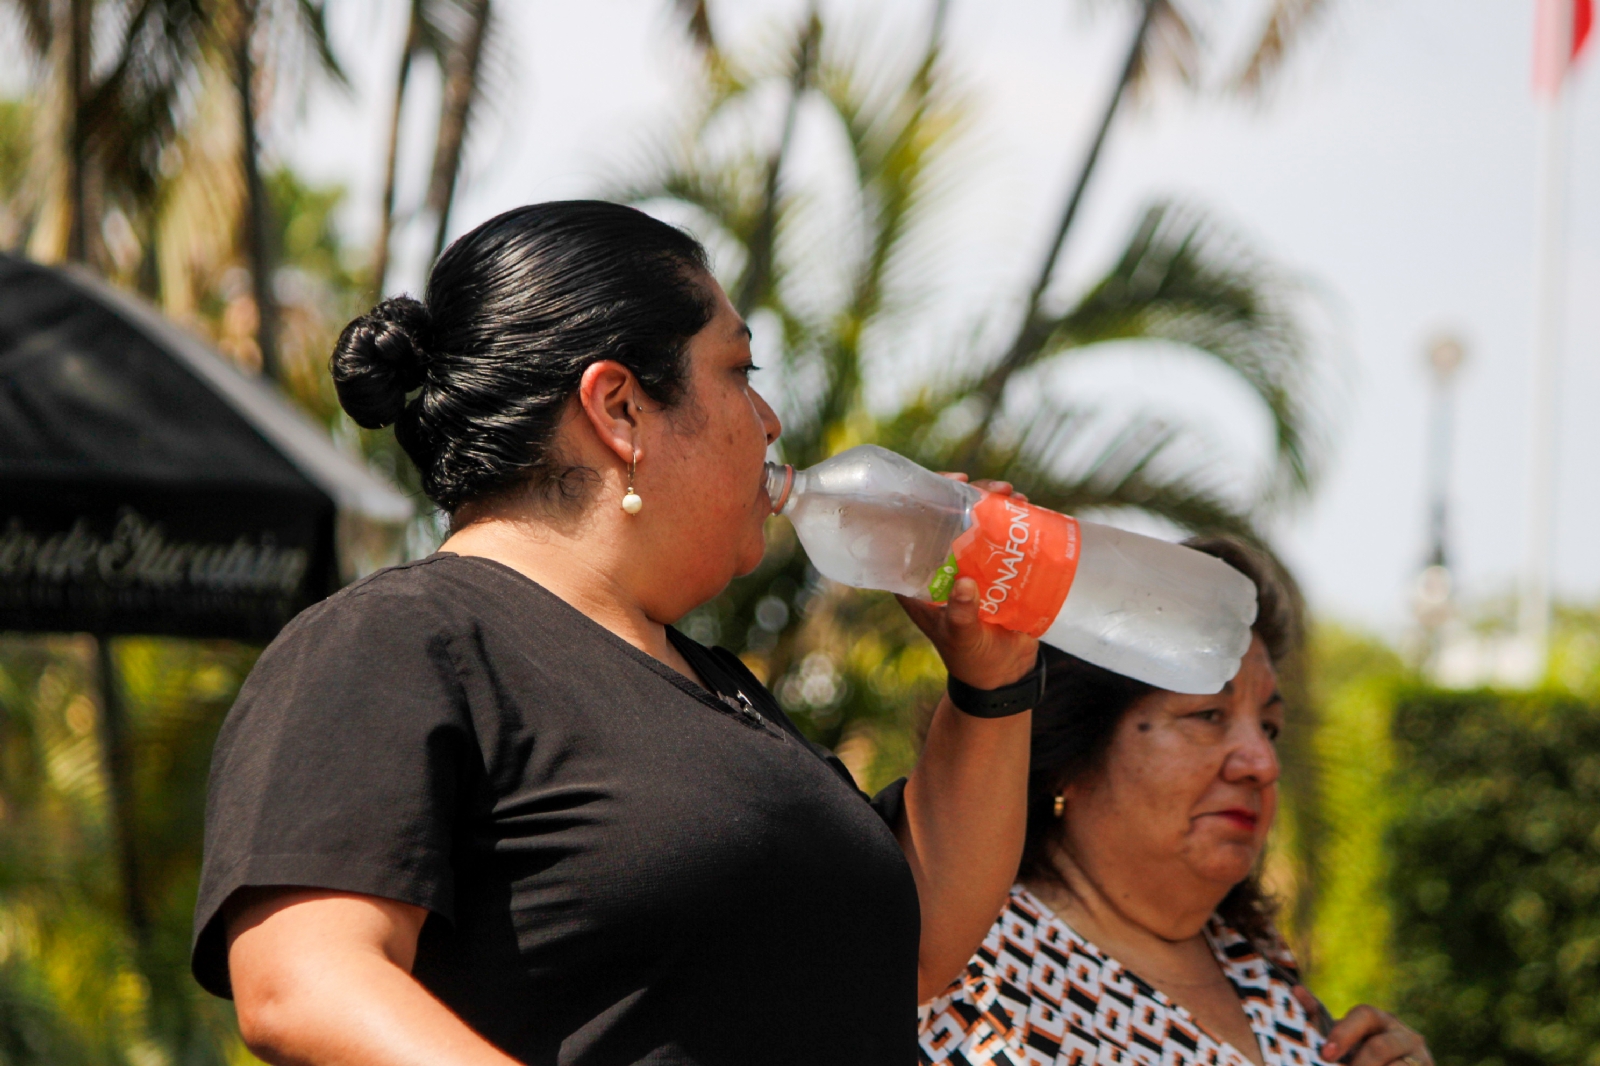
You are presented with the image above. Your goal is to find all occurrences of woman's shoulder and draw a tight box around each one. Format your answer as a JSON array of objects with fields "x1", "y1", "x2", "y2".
[
  {"x1": 275, "y1": 552, "x2": 525, "y2": 644},
  {"x1": 240, "y1": 555, "x2": 511, "y2": 707},
  {"x1": 314, "y1": 551, "x2": 506, "y2": 608}
]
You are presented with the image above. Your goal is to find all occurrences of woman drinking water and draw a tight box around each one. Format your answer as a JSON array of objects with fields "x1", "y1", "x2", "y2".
[{"x1": 192, "y1": 200, "x2": 1045, "y2": 1066}]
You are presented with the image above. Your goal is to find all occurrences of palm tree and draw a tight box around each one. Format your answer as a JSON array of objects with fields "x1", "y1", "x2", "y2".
[
  {"x1": 220, "y1": 0, "x2": 344, "y2": 382},
  {"x1": 2, "y1": 0, "x2": 342, "y2": 381},
  {"x1": 371, "y1": 0, "x2": 498, "y2": 299},
  {"x1": 624, "y1": 2, "x2": 1323, "y2": 791},
  {"x1": 955, "y1": 0, "x2": 1335, "y2": 481},
  {"x1": 3, "y1": 0, "x2": 212, "y2": 275}
]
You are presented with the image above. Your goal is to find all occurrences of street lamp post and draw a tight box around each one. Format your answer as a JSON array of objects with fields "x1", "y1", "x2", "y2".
[{"x1": 1414, "y1": 335, "x2": 1465, "y2": 667}]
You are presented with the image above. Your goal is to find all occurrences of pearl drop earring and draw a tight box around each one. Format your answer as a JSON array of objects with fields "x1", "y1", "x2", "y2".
[{"x1": 621, "y1": 449, "x2": 643, "y2": 514}]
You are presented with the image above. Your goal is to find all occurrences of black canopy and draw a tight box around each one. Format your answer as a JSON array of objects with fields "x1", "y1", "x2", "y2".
[{"x1": 0, "y1": 254, "x2": 414, "y2": 642}]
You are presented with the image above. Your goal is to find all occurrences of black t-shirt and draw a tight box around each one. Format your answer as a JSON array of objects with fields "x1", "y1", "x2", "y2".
[{"x1": 192, "y1": 553, "x2": 920, "y2": 1065}]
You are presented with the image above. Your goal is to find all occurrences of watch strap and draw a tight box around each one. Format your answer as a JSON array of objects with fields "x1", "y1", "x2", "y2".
[{"x1": 946, "y1": 650, "x2": 1047, "y2": 719}]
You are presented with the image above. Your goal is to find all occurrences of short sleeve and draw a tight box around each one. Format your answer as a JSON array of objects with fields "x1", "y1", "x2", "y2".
[
  {"x1": 190, "y1": 580, "x2": 477, "y2": 998},
  {"x1": 870, "y1": 777, "x2": 908, "y2": 830}
]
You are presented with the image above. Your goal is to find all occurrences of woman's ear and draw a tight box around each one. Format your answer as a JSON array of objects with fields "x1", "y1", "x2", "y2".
[{"x1": 577, "y1": 360, "x2": 643, "y2": 467}]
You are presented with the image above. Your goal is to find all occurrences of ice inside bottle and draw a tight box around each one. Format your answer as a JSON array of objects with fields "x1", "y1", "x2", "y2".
[{"x1": 764, "y1": 444, "x2": 1258, "y2": 694}]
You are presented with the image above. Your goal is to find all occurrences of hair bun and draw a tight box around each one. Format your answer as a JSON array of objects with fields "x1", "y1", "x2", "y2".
[{"x1": 330, "y1": 296, "x2": 434, "y2": 429}]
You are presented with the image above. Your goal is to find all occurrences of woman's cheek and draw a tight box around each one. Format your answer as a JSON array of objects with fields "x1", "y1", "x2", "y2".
[{"x1": 1258, "y1": 787, "x2": 1279, "y2": 842}]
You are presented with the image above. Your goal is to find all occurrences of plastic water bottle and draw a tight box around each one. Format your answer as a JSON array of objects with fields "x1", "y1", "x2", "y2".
[{"x1": 763, "y1": 444, "x2": 1258, "y2": 694}]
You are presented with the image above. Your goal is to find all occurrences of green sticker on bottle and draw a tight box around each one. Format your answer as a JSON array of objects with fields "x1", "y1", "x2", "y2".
[{"x1": 928, "y1": 552, "x2": 959, "y2": 602}]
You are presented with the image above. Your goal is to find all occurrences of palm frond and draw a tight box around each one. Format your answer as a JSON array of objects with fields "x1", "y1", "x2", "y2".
[
  {"x1": 1011, "y1": 201, "x2": 1322, "y2": 503},
  {"x1": 1130, "y1": 0, "x2": 1203, "y2": 93},
  {"x1": 1233, "y1": 0, "x2": 1333, "y2": 96},
  {"x1": 1076, "y1": 0, "x2": 1202, "y2": 91},
  {"x1": 895, "y1": 396, "x2": 1261, "y2": 540},
  {"x1": 0, "y1": 955, "x2": 97, "y2": 1066},
  {"x1": 292, "y1": 0, "x2": 348, "y2": 87},
  {"x1": 611, "y1": 8, "x2": 818, "y2": 307},
  {"x1": 671, "y1": 0, "x2": 716, "y2": 53},
  {"x1": 3, "y1": 0, "x2": 51, "y2": 56},
  {"x1": 81, "y1": 0, "x2": 209, "y2": 211},
  {"x1": 795, "y1": 11, "x2": 965, "y2": 459},
  {"x1": 815, "y1": 16, "x2": 963, "y2": 302}
]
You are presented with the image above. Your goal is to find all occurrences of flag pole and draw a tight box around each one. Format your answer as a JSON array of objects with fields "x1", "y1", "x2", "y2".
[{"x1": 1520, "y1": 0, "x2": 1578, "y2": 681}]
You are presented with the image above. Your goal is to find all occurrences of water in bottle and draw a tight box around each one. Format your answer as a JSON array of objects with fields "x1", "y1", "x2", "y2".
[{"x1": 763, "y1": 444, "x2": 1258, "y2": 694}]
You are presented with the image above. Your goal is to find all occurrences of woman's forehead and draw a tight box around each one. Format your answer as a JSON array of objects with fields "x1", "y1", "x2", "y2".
[{"x1": 1137, "y1": 653, "x2": 1280, "y2": 714}]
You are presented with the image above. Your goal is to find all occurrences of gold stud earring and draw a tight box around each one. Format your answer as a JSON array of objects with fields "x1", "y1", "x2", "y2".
[
  {"x1": 1052, "y1": 794, "x2": 1065, "y2": 818},
  {"x1": 621, "y1": 449, "x2": 643, "y2": 514}
]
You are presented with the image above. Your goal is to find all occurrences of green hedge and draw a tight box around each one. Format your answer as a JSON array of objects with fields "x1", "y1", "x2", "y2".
[{"x1": 1389, "y1": 688, "x2": 1600, "y2": 1066}]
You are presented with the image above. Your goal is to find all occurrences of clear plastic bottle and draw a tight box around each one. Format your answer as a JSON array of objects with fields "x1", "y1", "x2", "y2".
[{"x1": 764, "y1": 444, "x2": 1258, "y2": 694}]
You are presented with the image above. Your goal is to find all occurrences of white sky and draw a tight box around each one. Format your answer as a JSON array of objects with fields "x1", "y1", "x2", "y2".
[{"x1": 16, "y1": 0, "x2": 1600, "y2": 637}]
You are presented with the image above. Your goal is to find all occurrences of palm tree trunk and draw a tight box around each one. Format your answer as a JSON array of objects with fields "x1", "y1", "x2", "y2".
[
  {"x1": 93, "y1": 636, "x2": 149, "y2": 948},
  {"x1": 65, "y1": 0, "x2": 92, "y2": 264},
  {"x1": 1017, "y1": 0, "x2": 1160, "y2": 338},
  {"x1": 733, "y1": 2, "x2": 819, "y2": 317},
  {"x1": 953, "y1": 0, "x2": 1160, "y2": 466},
  {"x1": 426, "y1": 0, "x2": 491, "y2": 265},
  {"x1": 233, "y1": 0, "x2": 280, "y2": 382},
  {"x1": 373, "y1": 2, "x2": 423, "y2": 302}
]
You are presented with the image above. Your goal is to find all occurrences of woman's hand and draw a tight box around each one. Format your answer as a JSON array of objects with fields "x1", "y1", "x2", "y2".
[
  {"x1": 896, "y1": 477, "x2": 1040, "y2": 691},
  {"x1": 1293, "y1": 989, "x2": 1432, "y2": 1066}
]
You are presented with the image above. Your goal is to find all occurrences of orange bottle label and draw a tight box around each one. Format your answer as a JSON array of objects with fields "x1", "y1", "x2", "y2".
[{"x1": 933, "y1": 493, "x2": 1081, "y2": 637}]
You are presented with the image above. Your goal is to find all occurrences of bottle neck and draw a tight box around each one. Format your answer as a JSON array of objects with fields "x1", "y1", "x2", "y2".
[{"x1": 763, "y1": 462, "x2": 795, "y2": 515}]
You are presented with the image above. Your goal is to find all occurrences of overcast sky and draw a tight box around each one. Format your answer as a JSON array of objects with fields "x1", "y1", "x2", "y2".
[{"x1": 19, "y1": 0, "x2": 1599, "y2": 638}]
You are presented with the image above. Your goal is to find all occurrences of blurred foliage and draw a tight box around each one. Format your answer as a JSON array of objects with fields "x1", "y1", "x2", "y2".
[
  {"x1": 0, "y1": 98, "x2": 395, "y2": 1066},
  {"x1": 0, "y1": 635, "x2": 260, "y2": 1065},
  {"x1": 1297, "y1": 622, "x2": 1406, "y2": 1013},
  {"x1": 1287, "y1": 605, "x2": 1600, "y2": 1061},
  {"x1": 1549, "y1": 604, "x2": 1600, "y2": 698},
  {"x1": 1388, "y1": 687, "x2": 1600, "y2": 1066},
  {"x1": 0, "y1": 99, "x2": 33, "y2": 250}
]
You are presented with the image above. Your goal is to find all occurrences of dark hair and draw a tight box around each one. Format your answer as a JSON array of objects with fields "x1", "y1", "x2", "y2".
[
  {"x1": 330, "y1": 201, "x2": 717, "y2": 513},
  {"x1": 1018, "y1": 535, "x2": 1302, "y2": 945}
]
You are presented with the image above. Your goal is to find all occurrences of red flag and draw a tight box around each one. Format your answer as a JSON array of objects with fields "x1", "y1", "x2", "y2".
[{"x1": 1535, "y1": 0, "x2": 1594, "y2": 96}]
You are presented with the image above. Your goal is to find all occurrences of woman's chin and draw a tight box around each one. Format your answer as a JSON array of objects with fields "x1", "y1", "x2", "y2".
[
  {"x1": 732, "y1": 536, "x2": 771, "y2": 577},
  {"x1": 1185, "y1": 845, "x2": 1261, "y2": 889}
]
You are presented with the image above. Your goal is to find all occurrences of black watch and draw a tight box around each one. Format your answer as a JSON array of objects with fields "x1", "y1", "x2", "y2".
[{"x1": 946, "y1": 650, "x2": 1047, "y2": 718}]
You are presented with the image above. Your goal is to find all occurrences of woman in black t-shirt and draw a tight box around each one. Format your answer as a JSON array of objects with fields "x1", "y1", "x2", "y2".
[{"x1": 194, "y1": 201, "x2": 1041, "y2": 1066}]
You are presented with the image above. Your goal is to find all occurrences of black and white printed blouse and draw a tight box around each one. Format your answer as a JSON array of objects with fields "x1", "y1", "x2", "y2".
[{"x1": 919, "y1": 885, "x2": 1329, "y2": 1066}]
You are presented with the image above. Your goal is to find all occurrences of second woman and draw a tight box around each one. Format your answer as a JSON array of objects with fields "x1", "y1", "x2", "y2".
[{"x1": 920, "y1": 538, "x2": 1433, "y2": 1066}]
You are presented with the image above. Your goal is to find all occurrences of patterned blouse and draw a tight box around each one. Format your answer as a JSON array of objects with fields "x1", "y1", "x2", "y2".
[{"x1": 919, "y1": 885, "x2": 1328, "y2": 1066}]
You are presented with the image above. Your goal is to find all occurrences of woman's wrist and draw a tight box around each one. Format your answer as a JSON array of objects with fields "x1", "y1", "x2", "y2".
[{"x1": 946, "y1": 650, "x2": 1046, "y2": 718}]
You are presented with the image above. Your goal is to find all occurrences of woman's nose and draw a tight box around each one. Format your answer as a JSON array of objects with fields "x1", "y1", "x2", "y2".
[
  {"x1": 755, "y1": 389, "x2": 783, "y2": 444},
  {"x1": 1224, "y1": 724, "x2": 1280, "y2": 785}
]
